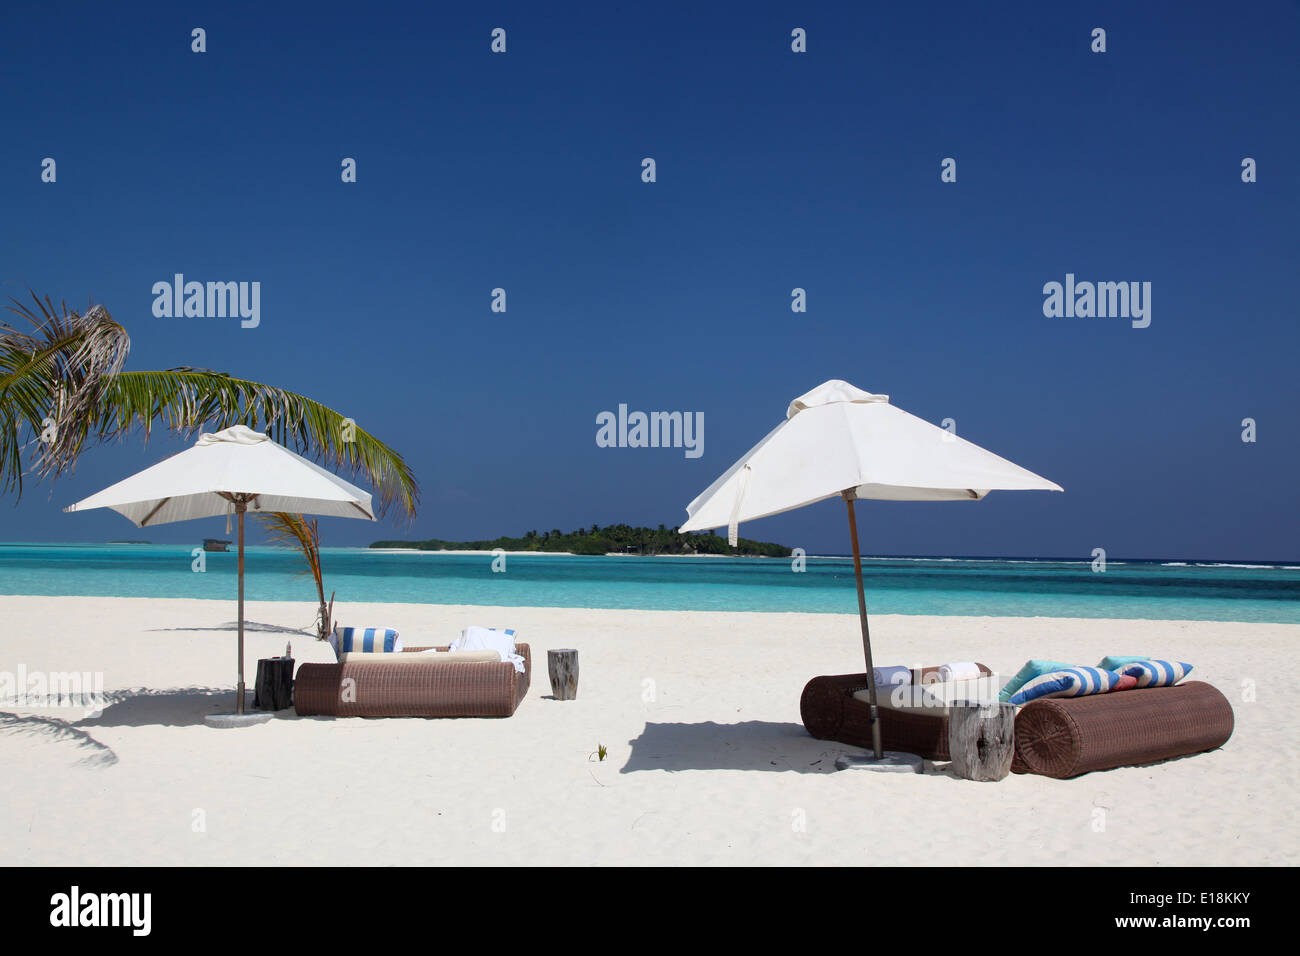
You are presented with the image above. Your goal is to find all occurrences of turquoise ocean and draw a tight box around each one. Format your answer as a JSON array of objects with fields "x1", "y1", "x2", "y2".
[{"x1": 1, "y1": 544, "x2": 1298, "y2": 623}]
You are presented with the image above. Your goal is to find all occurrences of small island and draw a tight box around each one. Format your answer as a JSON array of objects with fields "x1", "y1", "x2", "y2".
[{"x1": 371, "y1": 524, "x2": 791, "y2": 557}]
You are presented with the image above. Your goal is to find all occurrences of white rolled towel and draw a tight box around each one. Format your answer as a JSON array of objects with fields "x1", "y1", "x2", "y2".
[
  {"x1": 451, "y1": 625, "x2": 526, "y2": 673},
  {"x1": 938, "y1": 661, "x2": 983, "y2": 682},
  {"x1": 873, "y1": 665, "x2": 912, "y2": 687}
]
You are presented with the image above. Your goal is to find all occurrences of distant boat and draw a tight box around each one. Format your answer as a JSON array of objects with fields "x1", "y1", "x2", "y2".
[{"x1": 204, "y1": 538, "x2": 232, "y2": 552}]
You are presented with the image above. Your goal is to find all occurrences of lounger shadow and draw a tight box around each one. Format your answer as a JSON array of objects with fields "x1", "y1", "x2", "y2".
[{"x1": 622, "y1": 720, "x2": 849, "y2": 774}]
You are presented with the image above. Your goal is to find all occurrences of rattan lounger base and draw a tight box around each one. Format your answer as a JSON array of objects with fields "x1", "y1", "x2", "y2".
[
  {"x1": 294, "y1": 644, "x2": 531, "y2": 718},
  {"x1": 802, "y1": 671, "x2": 1234, "y2": 777},
  {"x1": 800, "y1": 665, "x2": 992, "y2": 761}
]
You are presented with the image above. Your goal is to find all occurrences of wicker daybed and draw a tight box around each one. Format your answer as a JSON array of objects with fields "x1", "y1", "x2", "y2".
[
  {"x1": 801, "y1": 669, "x2": 1234, "y2": 776},
  {"x1": 800, "y1": 664, "x2": 993, "y2": 762},
  {"x1": 294, "y1": 644, "x2": 531, "y2": 718}
]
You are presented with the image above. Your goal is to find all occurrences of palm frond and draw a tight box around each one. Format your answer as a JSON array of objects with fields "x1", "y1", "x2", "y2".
[
  {"x1": 256, "y1": 512, "x2": 332, "y2": 640},
  {"x1": 1, "y1": 293, "x2": 419, "y2": 519},
  {"x1": 1, "y1": 294, "x2": 130, "y2": 495},
  {"x1": 255, "y1": 512, "x2": 321, "y2": 579},
  {"x1": 98, "y1": 370, "x2": 419, "y2": 519}
]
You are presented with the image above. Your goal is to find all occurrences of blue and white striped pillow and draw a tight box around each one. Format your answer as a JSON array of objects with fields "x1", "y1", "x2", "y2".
[
  {"x1": 1118, "y1": 659, "x2": 1193, "y2": 688},
  {"x1": 332, "y1": 626, "x2": 402, "y2": 657},
  {"x1": 1008, "y1": 666, "x2": 1120, "y2": 706}
]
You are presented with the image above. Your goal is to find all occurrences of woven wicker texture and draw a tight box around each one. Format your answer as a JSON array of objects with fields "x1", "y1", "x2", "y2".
[
  {"x1": 1012, "y1": 680, "x2": 1233, "y2": 778},
  {"x1": 799, "y1": 664, "x2": 992, "y2": 761},
  {"x1": 294, "y1": 644, "x2": 531, "y2": 718}
]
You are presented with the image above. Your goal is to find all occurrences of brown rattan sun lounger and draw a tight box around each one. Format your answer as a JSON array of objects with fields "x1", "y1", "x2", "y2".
[
  {"x1": 800, "y1": 664, "x2": 993, "y2": 761},
  {"x1": 294, "y1": 644, "x2": 531, "y2": 718},
  {"x1": 802, "y1": 670, "x2": 1234, "y2": 776}
]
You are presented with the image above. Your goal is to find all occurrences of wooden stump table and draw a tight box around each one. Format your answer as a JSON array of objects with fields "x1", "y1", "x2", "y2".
[
  {"x1": 547, "y1": 649, "x2": 579, "y2": 700},
  {"x1": 254, "y1": 657, "x2": 294, "y2": 711},
  {"x1": 947, "y1": 700, "x2": 1017, "y2": 781}
]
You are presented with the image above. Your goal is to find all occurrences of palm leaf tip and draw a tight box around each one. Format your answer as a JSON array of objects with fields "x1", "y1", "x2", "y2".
[
  {"x1": 104, "y1": 371, "x2": 420, "y2": 519},
  {"x1": 1, "y1": 294, "x2": 130, "y2": 495},
  {"x1": 2, "y1": 292, "x2": 419, "y2": 519}
]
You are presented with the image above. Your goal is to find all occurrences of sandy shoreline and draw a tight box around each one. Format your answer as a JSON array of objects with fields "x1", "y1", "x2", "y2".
[{"x1": 0, "y1": 595, "x2": 1293, "y2": 866}]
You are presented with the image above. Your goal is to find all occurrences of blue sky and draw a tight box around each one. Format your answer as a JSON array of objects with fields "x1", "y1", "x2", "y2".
[{"x1": 1, "y1": 1, "x2": 1297, "y2": 559}]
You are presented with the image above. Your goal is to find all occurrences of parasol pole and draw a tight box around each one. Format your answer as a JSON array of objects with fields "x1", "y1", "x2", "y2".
[
  {"x1": 236, "y1": 498, "x2": 247, "y2": 714},
  {"x1": 844, "y1": 489, "x2": 883, "y2": 759}
]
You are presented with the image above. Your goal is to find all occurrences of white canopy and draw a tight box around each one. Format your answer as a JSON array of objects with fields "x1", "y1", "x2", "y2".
[
  {"x1": 65, "y1": 425, "x2": 375, "y2": 526},
  {"x1": 678, "y1": 380, "x2": 1062, "y2": 761},
  {"x1": 680, "y1": 380, "x2": 1062, "y2": 540},
  {"x1": 65, "y1": 425, "x2": 376, "y2": 720}
]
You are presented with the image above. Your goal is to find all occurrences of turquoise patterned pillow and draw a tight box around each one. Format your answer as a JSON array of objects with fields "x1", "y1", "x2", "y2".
[
  {"x1": 1008, "y1": 666, "x2": 1121, "y2": 706},
  {"x1": 1097, "y1": 655, "x2": 1151, "y2": 670},
  {"x1": 998, "y1": 659, "x2": 1072, "y2": 702}
]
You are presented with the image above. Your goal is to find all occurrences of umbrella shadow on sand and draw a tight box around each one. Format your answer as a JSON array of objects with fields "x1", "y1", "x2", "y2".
[
  {"x1": 147, "y1": 621, "x2": 314, "y2": 636},
  {"x1": 74, "y1": 687, "x2": 257, "y2": 729},
  {"x1": 1, "y1": 686, "x2": 288, "y2": 763},
  {"x1": 621, "y1": 721, "x2": 852, "y2": 774}
]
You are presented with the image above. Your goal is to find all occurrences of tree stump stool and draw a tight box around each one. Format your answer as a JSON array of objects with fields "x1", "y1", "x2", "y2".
[
  {"x1": 254, "y1": 657, "x2": 294, "y2": 711},
  {"x1": 547, "y1": 649, "x2": 579, "y2": 700},
  {"x1": 947, "y1": 700, "x2": 1016, "y2": 781}
]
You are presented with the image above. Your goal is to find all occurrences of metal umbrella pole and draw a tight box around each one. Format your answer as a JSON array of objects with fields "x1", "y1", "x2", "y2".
[
  {"x1": 236, "y1": 498, "x2": 246, "y2": 714},
  {"x1": 844, "y1": 489, "x2": 883, "y2": 759},
  {"x1": 219, "y1": 492, "x2": 254, "y2": 715}
]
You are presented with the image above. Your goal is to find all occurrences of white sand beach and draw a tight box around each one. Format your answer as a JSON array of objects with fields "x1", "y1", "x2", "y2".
[{"x1": 0, "y1": 595, "x2": 1293, "y2": 866}]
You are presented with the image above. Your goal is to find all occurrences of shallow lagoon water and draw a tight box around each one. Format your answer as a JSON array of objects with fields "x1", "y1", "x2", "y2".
[{"x1": 1, "y1": 544, "x2": 1297, "y2": 623}]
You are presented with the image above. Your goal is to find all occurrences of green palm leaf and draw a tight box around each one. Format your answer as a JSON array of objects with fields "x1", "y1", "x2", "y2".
[
  {"x1": 1, "y1": 293, "x2": 131, "y2": 495},
  {"x1": 257, "y1": 512, "x2": 333, "y2": 640},
  {"x1": 97, "y1": 369, "x2": 418, "y2": 518},
  {"x1": 2, "y1": 293, "x2": 419, "y2": 518}
]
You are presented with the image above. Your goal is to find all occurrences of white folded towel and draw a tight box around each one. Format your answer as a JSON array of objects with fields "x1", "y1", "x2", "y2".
[
  {"x1": 922, "y1": 675, "x2": 1003, "y2": 706},
  {"x1": 873, "y1": 665, "x2": 912, "y2": 687},
  {"x1": 938, "y1": 661, "x2": 983, "y2": 682},
  {"x1": 856, "y1": 684, "x2": 945, "y2": 711},
  {"x1": 450, "y1": 625, "x2": 526, "y2": 673}
]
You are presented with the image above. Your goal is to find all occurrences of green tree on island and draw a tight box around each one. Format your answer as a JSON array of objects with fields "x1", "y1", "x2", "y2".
[{"x1": 373, "y1": 524, "x2": 791, "y2": 558}]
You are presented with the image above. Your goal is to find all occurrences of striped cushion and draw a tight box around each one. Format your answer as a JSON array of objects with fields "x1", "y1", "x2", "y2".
[
  {"x1": 1113, "y1": 674, "x2": 1139, "y2": 692},
  {"x1": 1118, "y1": 659, "x2": 1193, "y2": 688},
  {"x1": 1007, "y1": 666, "x2": 1121, "y2": 706},
  {"x1": 333, "y1": 626, "x2": 402, "y2": 656}
]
